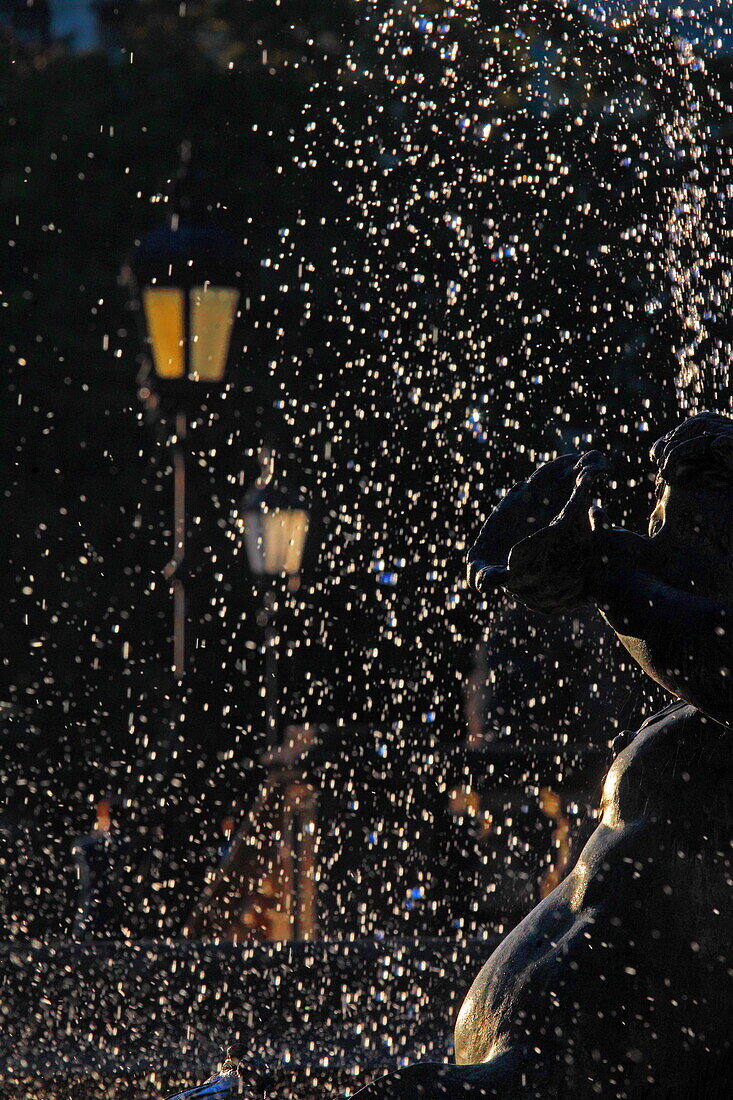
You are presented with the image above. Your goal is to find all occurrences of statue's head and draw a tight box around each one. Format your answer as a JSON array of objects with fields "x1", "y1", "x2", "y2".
[{"x1": 648, "y1": 412, "x2": 733, "y2": 598}]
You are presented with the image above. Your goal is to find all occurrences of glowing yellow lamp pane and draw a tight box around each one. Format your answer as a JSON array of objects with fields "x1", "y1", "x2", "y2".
[
  {"x1": 189, "y1": 285, "x2": 239, "y2": 382},
  {"x1": 143, "y1": 287, "x2": 185, "y2": 379},
  {"x1": 262, "y1": 509, "x2": 309, "y2": 575}
]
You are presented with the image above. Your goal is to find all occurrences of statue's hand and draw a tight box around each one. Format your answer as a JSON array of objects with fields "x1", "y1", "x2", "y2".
[
  {"x1": 468, "y1": 452, "x2": 611, "y2": 614},
  {"x1": 467, "y1": 453, "x2": 582, "y2": 594}
]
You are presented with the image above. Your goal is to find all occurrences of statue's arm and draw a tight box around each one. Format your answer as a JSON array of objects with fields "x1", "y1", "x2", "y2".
[
  {"x1": 466, "y1": 453, "x2": 612, "y2": 615},
  {"x1": 594, "y1": 564, "x2": 733, "y2": 646}
]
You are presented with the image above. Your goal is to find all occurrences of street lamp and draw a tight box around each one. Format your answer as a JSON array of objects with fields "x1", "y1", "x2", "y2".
[
  {"x1": 124, "y1": 149, "x2": 242, "y2": 680},
  {"x1": 240, "y1": 449, "x2": 310, "y2": 580},
  {"x1": 137, "y1": 233, "x2": 240, "y2": 385},
  {"x1": 183, "y1": 452, "x2": 315, "y2": 943},
  {"x1": 229, "y1": 450, "x2": 315, "y2": 942},
  {"x1": 237, "y1": 448, "x2": 310, "y2": 747}
]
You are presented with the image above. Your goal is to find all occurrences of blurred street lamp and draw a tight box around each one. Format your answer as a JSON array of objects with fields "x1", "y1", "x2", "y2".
[
  {"x1": 127, "y1": 144, "x2": 242, "y2": 394},
  {"x1": 123, "y1": 144, "x2": 242, "y2": 679},
  {"x1": 139, "y1": 257, "x2": 239, "y2": 385},
  {"x1": 202, "y1": 450, "x2": 316, "y2": 943},
  {"x1": 237, "y1": 448, "x2": 310, "y2": 747},
  {"x1": 240, "y1": 448, "x2": 310, "y2": 580}
]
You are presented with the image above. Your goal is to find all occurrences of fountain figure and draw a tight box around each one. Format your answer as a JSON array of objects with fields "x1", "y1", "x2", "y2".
[{"x1": 352, "y1": 412, "x2": 733, "y2": 1097}]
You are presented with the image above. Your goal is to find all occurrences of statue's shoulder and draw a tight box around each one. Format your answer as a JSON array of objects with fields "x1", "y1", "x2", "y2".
[{"x1": 601, "y1": 701, "x2": 732, "y2": 829}]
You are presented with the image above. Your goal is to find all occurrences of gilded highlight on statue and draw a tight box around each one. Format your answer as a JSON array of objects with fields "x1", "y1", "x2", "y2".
[{"x1": 353, "y1": 413, "x2": 732, "y2": 1098}]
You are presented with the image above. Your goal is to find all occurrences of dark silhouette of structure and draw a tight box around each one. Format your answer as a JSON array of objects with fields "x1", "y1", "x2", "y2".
[{"x1": 353, "y1": 413, "x2": 733, "y2": 1097}]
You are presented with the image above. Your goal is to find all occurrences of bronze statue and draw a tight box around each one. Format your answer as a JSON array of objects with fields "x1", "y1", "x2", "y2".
[{"x1": 353, "y1": 413, "x2": 732, "y2": 1097}]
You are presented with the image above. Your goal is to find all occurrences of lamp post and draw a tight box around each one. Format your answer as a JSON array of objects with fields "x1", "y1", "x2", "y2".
[
  {"x1": 183, "y1": 453, "x2": 314, "y2": 942},
  {"x1": 210, "y1": 451, "x2": 315, "y2": 941},
  {"x1": 238, "y1": 447, "x2": 310, "y2": 748},
  {"x1": 124, "y1": 149, "x2": 242, "y2": 679}
]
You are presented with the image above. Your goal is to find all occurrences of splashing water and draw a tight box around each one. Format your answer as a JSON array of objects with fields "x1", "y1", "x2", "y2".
[{"x1": 3, "y1": 1, "x2": 733, "y2": 1095}]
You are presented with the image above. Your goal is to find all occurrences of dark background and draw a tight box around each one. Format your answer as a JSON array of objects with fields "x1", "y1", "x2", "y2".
[{"x1": 0, "y1": 1, "x2": 731, "y2": 940}]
